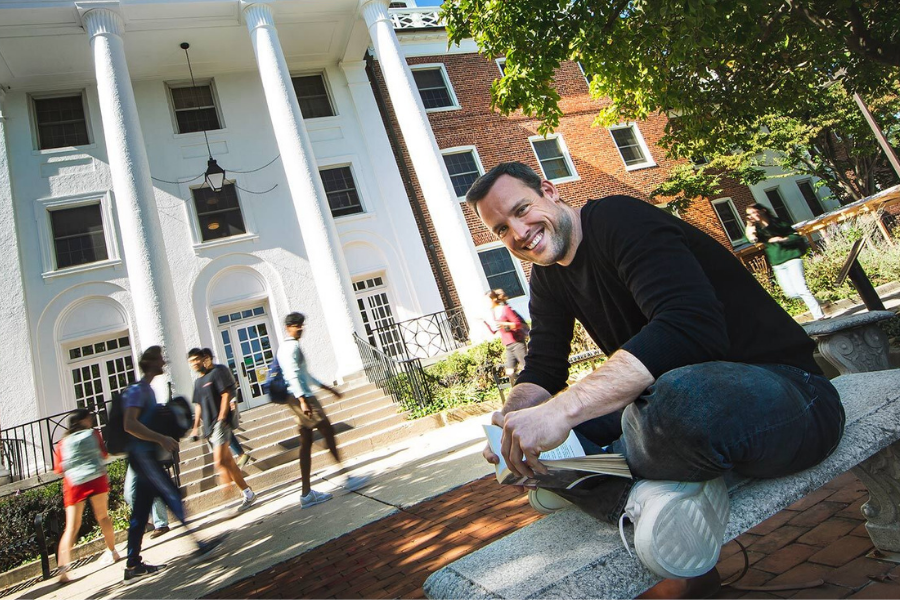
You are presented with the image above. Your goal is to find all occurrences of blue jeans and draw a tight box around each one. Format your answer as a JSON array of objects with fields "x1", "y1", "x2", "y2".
[
  {"x1": 124, "y1": 464, "x2": 168, "y2": 529},
  {"x1": 126, "y1": 452, "x2": 187, "y2": 568},
  {"x1": 559, "y1": 362, "x2": 845, "y2": 521}
]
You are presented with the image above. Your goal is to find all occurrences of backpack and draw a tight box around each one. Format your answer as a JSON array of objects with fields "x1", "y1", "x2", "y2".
[
  {"x1": 509, "y1": 308, "x2": 530, "y2": 343},
  {"x1": 102, "y1": 390, "x2": 130, "y2": 455},
  {"x1": 262, "y1": 356, "x2": 289, "y2": 404},
  {"x1": 148, "y1": 396, "x2": 193, "y2": 440}
]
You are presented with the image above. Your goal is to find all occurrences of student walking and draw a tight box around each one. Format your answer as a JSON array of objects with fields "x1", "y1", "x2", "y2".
[
  {"x1": 53, "y1": 409, "x2": 120, "y2": 583},
  {"x1": 277, "y1": 312, "x2": 368, "y2": 508},
  {"x1": 124, "y1": 464, "x2": 170, "y2": 538},
  {"x1": 484, "y1": 289, "x2": 528, "y2": 385},
  {"x1": 188, "y1": 348, "x2": 256, "y2": 511},
  {"x1": 122, "y1": 346, "x2": 224, "y2": 582}
]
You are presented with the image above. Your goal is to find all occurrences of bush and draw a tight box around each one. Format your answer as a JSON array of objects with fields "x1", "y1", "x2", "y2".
[{"x1": 0, "y1": 458, "x2": 128, "y2": 573}]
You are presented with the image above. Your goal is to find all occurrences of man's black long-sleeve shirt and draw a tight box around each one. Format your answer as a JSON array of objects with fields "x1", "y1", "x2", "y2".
[{"x1": 516, "y1": 195, "x2": 821, "y2": 395}]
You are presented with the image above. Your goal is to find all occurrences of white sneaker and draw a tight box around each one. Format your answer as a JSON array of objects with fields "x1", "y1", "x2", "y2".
[
  {"x1": 527, "y1": 489, "x2": 572, "y2": 514},
  {"x1": 98, "y1": 549, "x2": 120, "y2": 566},
  {"x1": 300, "y1": 489, "x2": 333, "y2": 509},
  {"x1": 341, "y1": 475, "x2": 370, "y2": 492},
  {"x1": 238, "y1": 489, "x2": 256, "y2": 512},
  {"x1": 624, "y1": 478, "x2": 730, "y2": 579}
]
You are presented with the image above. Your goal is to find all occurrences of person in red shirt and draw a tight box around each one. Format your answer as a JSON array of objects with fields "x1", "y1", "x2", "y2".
[
  {"x1": 484, "y1": 289, "x2": 528, "y2": 385},
  {"x1": 53, "y1": 408, "x2": 120, "y2": 582}
]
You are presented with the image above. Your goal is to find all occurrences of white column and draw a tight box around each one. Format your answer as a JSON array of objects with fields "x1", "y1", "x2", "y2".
[
  {"x1": 80, "y1": 7, "x2": 191, "y2": 391},
  {"x1": 361, "y1": 0, "x2": 490, "y2": 337},
  {"x1": 243, "y1": 2, "x2": 363, "y2": 375},
  {"x1": 0, "y1": 89, "x2": 39, "y2": 447}
]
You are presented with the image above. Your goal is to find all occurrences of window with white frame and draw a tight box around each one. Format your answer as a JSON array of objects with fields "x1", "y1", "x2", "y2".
[
  {"x1": 711, "y1": 198, "x2": 747, "y2": 245},
  {"x1": 353, "y1": 276, "x2": 404, "y2": 357},
  {"x1": 530, "y1": 135, "x2": 577, "y2": 182},
  {"x1": 797, "y1": 180, "x2": 825, "y2": 217},
  {"x1": 67, "y1": 333, "x2": 135, "y2": 424},
  {"x1": 168, "y1": 82, "x2": 222, "y2": 134},
  {"x1": 609, "y1": 124, "x2": 655, "y2": 170},
  {"x1": 291, "y1": 74, "x2": 335, "y2": 119},
  {"x1": 320, "y1": 166, "x2": 364, "y2": 217},
  {"x1": 50, "y1": 203, "x2": 109, "y2": 269},
  {"x1": 192, "y1": 183, "x2": 247, "y2": 242},
  {"x1": 496, "y1": 58, "x2": 506, "y2": 76},
  {"x1": 411, "y1": 66, "x2": 458, "y2": 110},
  {"x1": 764, "y1": 187, "x2": 794, "y2": 223},
  {"x1": 32, "y1": 93, "x2": 91, "y2": 150},
  {"x1": 442, "y1": 149, "x2": 483, "y2": 198},
  {"x1": 478, "y1": 247, "x2": 526, "y2": 298}
]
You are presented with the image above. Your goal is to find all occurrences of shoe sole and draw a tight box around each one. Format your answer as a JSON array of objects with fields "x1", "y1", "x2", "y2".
[
  {"x1": 528, "y1": 489, "x2": 571, "y2": 514},
  {"x1": 634, "y1": 479, "x2": 730, "y2": 579}
]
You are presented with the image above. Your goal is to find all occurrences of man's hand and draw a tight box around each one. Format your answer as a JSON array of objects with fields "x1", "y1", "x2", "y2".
[
  {"x1": 500, "y1": 402, "x2": 571, "y2": 478},
  {"x1": 482, "y1": 411, "x2": 505, "y2": 465},
  {"x1": 299, "y1": 398, "x2": 313, "y2": 417},
  {"x1": 158, "y1": 435, "x2": 179, "y2": 454},
  {"x1": 482, "y1": 383, "x2": 553, "y2": 467}
]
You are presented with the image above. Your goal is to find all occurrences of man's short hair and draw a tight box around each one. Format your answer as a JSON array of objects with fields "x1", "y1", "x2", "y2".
[
  {"x1": 466, "y1": 162, "x2": 543, "y2": 216},
  {"x1": 139, "y1": 346, "x2": 163, "y2": 373},
  {"x1": 285, "y1": 312, "x2": 306, "y2": 328},
  {"x1": 187, "y1": 347, "x2": 204, "y2": 359},
  {"x1": 201, "y1": 347, "x2": 214, "y2": 359}
]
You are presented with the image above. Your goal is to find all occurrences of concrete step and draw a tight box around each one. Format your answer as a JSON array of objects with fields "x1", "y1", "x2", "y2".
[
  {"x1": 181, "y1": 414, "x2": 441, "y2": 515},
  {"x1": 177, "y1": 392, "x2": 398, "y2": 462},
  {"x1": 176, "y1": 403, "x2": 405, "y2": 486}
]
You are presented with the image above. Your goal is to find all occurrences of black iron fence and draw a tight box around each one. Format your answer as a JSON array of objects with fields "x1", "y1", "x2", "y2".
[
  {"x1": 0, "y1": 404, "x2": 108, "y2": 483},
  {"x1": 353, "y1": 334, "x2": 434, "y2": 410},
  {"x1": 369, "y1": 307, "x2": 469, "y2": 361}
]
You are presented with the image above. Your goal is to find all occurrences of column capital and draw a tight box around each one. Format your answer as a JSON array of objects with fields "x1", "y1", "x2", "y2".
[
  {"x1": 77, "y1": 3, "x2": 125, "y2": 38},
  {"x1": 359, "y1": 0, "x2": 390, "y2": 27},
  {"x1": 241, "y1": 1, "x2": 275, "y2": 31},
  {"x1": 339, "y1": 60, "x2": 369, "y2": 84}
]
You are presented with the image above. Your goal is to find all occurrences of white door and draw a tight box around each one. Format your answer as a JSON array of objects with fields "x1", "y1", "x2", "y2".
[
  {"x1": 217, "y1": 307, "x2": 276, "y2": 410},
  {"x1": 67, "y1": 333, "x2": 136, "y2": 425},
  {"x1": 353, "y1": 276, "x2": 404, "y2": 357}
]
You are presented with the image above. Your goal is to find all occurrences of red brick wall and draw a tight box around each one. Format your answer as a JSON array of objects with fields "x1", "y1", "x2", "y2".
[{"x1": 370, "y1": 51, "x2": 761, "y2": 307}]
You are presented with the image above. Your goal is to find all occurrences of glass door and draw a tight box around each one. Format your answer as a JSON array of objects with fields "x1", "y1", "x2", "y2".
[{"x1": 217, "y1": 308, "x2": 276, "y2": 410}]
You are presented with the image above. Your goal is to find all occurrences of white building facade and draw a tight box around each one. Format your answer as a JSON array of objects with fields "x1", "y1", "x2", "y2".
[{"x1": 0, "y1": 0, "x2": 490, "y2": 429}]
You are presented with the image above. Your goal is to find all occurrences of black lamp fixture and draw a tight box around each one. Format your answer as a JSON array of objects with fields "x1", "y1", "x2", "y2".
[{"x1": 181, "y1": 42, "x2": 226, "y2": 193}]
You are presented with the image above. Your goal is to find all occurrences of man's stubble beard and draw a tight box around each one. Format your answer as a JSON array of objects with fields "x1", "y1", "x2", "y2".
[{"x1": 521, "y1": 205, "x2": 574, "y2": 267}]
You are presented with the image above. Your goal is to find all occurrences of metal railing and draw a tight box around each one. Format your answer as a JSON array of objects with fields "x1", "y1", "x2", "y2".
[
  {"x1": 369, "y1": 307, "x2": 469, "y2": 361},
  {"x1": 0, "y1": 404, "x2": 108, "y2": 483},
  {"x1": 354, "y1": 334, "x2": 434, "y2": 410},
  {"x1": 389, "y1": 7, "x2": 443, "y2": 30}
]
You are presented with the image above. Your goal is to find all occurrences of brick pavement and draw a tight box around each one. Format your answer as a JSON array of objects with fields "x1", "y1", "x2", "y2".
[{"x1": 209, "y1": 471, "x2": 900, "y2": 599}]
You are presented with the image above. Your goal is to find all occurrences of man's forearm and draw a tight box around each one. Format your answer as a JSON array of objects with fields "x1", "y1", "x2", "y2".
[
  {"x1": 553, "y1": 349, "x2": 654, "y2": 429},
  {"x1": 501, "y1": 382, "x2": 552, "y2": 414},
  {"x1": 218, "y1": 392, "x2": 231, "y2": 421}
]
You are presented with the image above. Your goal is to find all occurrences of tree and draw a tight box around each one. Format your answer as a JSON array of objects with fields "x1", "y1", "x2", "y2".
[
  {"x1": 653, "y1": 85, "x2": 900, "y2": 210},
  {"x1": 442, "y1": 0, "x2": 900, "y2": 178}
]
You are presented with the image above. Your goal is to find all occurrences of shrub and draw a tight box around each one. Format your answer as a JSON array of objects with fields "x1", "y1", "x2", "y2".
[{"x1": 0, "y1": 458, "x2": 128, "y2": 573}]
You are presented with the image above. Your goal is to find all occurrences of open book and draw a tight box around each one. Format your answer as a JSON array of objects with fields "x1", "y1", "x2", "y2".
[{"x1": 484, "y1": 424, "x2": 632, "y2": 488}]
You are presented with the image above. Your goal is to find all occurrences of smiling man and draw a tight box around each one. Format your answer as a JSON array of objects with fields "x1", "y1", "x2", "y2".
[{"x1": 467, "y1": 162, "x2": 844, "y2": 585}]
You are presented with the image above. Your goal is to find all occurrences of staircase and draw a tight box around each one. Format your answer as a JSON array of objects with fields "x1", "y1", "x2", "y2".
[{"x1": 177, "y1": 373, "x2": 437, "y2": 515}]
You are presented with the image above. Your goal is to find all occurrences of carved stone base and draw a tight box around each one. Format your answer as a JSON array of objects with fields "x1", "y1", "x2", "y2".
[
  {"x1": 803, "y1": 310, "x2": 894, "y2": 375},
  {"x1": 851, "y1": 441, "x2": 900, "y2": 553}
]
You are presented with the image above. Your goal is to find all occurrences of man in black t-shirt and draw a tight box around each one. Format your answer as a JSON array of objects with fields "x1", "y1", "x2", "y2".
[
  {"x1": 465, "y1": 162, "x2": 844, "y2": 587},
  {"x1": 188, "y1": 348, "x2": 256, "y2": 512}
]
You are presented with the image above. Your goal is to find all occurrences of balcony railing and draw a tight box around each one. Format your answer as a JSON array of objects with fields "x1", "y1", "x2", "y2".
[
  {"x1": 368, "y1": 307, "x2": 469, "y2": 361},
  {"x1": 390, "y1": 7, "x2": 443, "y2": 30}
]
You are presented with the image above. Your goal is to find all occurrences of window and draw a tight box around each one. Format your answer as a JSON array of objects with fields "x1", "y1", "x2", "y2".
[
  {"x1": 320, "y1": 166, "x2": 363, "y2": 217},
  {"x1": 609, "y1": 124, "x2": 655, "y2": 170},
  {"x1": 496, "y1": 58, "x2": 506, "y2": 76},
  {"x1": 292, "y1": 74, "x2": 335, "y2": 119},
  {"x1": 797, "y1": 180, "x2": 824, "y2": 217},
  {"x1": 478, "y1": 247, "x2": 525, "y2": 298},
  {"x1": 33, "y1": 93, "x2": 90, "y2": 150},
  {"x1": 68, "y1": 334, "x2": 135, "y2": 424},
  {"x1": 711, "y1": 198, "x2": 746, "y2": 245},
  {"x1": 354, "y1": 276, "x2": 404, "y2": 357},
  {"x1": 764, "y1": 187, "x2": 794, "y2": 223},
  {"x1": 169, "y1": 83, "x2": 222, "y2": 134},
  {"x1": 530, "y1": 136, "x2": 577, "y2": 182},
  {"x1": 442, "y1": 149, "x2": 483, "y2": 198},
  {"x1": 192, "y1": 183, "x2": 247, "y2": 242},
  {"x1": 50, "y1": 203, "x2": 108, "y2": 269},
  {"x1": 411, "y1": 66, "x2": 457, "y2": 110}
]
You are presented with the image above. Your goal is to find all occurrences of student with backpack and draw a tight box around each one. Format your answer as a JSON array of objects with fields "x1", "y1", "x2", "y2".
[
  {"x1": 484, "y1": 289, "x2": 529, "y2": 385},
  {"x1": 120, "y1": 346, "x2": 224, "y2": 582},
  {"x1": 53, "y1": 408, "x2": 120, "y2": 583}
]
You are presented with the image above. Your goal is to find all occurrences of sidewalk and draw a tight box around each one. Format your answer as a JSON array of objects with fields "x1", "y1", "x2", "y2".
[{"x1": 10, "y1": 414, "x2": 497, "y2": 600}]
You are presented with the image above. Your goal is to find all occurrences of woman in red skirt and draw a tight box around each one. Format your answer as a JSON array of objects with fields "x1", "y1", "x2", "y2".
[{"x1": 53, "y1": 408, "x2": 120, "y2": 582}]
